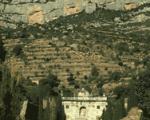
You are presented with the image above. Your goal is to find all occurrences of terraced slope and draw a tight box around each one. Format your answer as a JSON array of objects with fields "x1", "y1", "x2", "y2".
[{"x1": 1, "y1": 6, "x2": 150, "y2": 90}]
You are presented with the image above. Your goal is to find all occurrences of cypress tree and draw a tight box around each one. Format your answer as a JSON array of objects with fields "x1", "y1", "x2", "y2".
[{"x1": 0, "y1": 40, "x2": 6, "y2": 62}]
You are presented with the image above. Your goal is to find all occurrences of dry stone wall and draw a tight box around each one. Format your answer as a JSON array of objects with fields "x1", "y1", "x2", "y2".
[{"x1": 3, "y1": 38, "x2": 123, "y2": 85}]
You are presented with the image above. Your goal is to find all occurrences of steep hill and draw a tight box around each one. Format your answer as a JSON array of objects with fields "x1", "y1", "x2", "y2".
[
  {"x1": 0, "y1": 2, "x2": 150, "y2": 120},
  {"x1": 1, "y1": 5, "x2": 150, "y2": 89}
]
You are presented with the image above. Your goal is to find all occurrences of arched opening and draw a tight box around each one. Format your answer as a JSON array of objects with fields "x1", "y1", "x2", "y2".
[{"x1": 79, "y1": 106, "x2": 86, "y2": 117}]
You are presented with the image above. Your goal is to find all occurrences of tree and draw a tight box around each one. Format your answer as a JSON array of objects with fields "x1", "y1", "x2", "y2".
[
  {"x1": 91, "y1": 64, "x2": 99, "y2": 77},
  {"x1": 88, "y1": 64, "x2": 99, "y2": 81},
  {"x1": 13, "y1": 45, "x2": 23, "y2": 57},
  {"x1": 109, "y1": 72, "x2": 122, "y2": 81},
  {"x1": 102, "y1": 98, "x2": 126, "y2": 120},
  {"x1": 38, "y1": 73, "x2": 62, "y2": 120},
  {"x1": 115, "y1": 42, "x2": 129, "y2": 55},
  {"x1": 67, "y1": 73, "x2": 75, "y2": 85},
  {"x1": 113, "y1": 86, "x2": 129, "y2": 99},
  {"x1": 135, "y1": 68, "x2": 150, "y2": 120},
  {"x1": 0, "y1": 66, "x2": 27, "y2": 120},
  {"x1": 97, "y1": 79, "x2": 104, "y2": 96},
  {"x1": 0, "y1": 40, "x2": 6, "y2": 62},
  {"x1": 39, "y1": 73, "x2": 60, "y2": 94}
]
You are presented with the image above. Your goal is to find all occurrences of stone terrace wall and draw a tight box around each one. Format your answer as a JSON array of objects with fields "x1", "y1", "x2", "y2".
[{"x1": 3, "y1": 39, "x2": 123, "y2": 85}]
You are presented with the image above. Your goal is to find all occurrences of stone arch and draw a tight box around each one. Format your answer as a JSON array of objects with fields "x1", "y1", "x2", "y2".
[{"x1": 79, "y1": 106, "x2": 86, "y2": 117}]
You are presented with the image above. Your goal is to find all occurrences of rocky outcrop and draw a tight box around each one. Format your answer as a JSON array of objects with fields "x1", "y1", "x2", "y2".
[
  {"x1": 121, "y1": 107, "x2": 143, "y2": 120},
  {"x1": 0, "y1": 0, "x2": 64, "y2": 27},
  {"x1": 27, "y1": 5, "x2": 44, "y2": 24},
  {"x1": 0, "y1": 0, "x2": 149, "y2": 27},
  {"x1": 124, "y1": 2, "x2": 139, "y2": 11}
]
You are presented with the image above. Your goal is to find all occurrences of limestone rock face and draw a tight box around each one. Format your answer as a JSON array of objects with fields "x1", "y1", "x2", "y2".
[
  {"x1": 124, "y1": 2, "x2": 139, "y2": 11},
  {"x1": 64, "y1": 0, "x2": 82, "y2": 15},
  {"x1": 133, "y1": 14, "x2": 149, "y2": 22},
  {"x1": 64, "y1": 6, "x2": 80, "y2": 15},
  {"x1": 121, "y1": 107, "x2": 143, "y2": 120},
  {"x1": 0, "y1": 0, "x2": 149, "y2": 27},
  {"x1": 27, "y1": 5, "x2": 44, "y2": 24},
  {"x1": 85, "y1": 2, "x2": 96, "y2": 14}
]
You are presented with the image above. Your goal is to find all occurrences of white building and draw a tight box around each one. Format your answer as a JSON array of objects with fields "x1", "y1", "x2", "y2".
[{"x1": 62, "y1": 88, "x2": 107, "y2": 120}]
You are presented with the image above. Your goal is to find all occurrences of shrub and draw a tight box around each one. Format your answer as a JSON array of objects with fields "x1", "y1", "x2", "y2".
[
  {"x1": 88, "y1": 64, "x2": 99, "y2": 82},
  {"x1": 13, "y1": 45, "x2": 23, "y2": 57},
  {"x1": 63, "y1": 89, "x2": 73, "y2": 97},
  {"x1": 113, "y1": 86, "x2": 129, "y2": 99},
  {"x1": 109, "y1": 72, "x2": 122, "y2": 81},
  {"x1": 91, "y1": 64, "x2": 99, "y2": 77},
  {"x1": 67, "y1": 73, "x2": 75, "y2": 85},
  {"x1": 39, "y1": 73, "x2": 60, "y2": 89},
  {"x1": 115, "y1": 42, "x2": 129, "y2": 54}
]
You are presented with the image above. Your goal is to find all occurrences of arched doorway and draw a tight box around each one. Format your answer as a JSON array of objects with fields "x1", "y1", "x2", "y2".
[{"x1": 79, "y1": 106, "x2": 87, "y2": 120}]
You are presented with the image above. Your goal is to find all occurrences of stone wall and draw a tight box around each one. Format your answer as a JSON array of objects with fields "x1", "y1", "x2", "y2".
[
  {"x1": 62, "y1": 96, "x2": 107, "y2": 120},
  {"x1": 3, "y1": 39, "x2": 123, "y2": 85}
]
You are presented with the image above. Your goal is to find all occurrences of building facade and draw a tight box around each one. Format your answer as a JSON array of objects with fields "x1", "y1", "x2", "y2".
[{"x1": 62, "y1": 89, "x2": 107, "y2": 120}]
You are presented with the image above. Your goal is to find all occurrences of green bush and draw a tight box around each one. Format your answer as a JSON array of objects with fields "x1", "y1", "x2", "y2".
[
  {"x1": 13, "y1": 45, "x2": 23, "y2": 57},
  {"x1": 67, "y1": 73, "x2": 75, "y2": 85},
  {"x1": 113, "y1": 86, "x2": 129, "y2": 99},
  {"x1": 88, "y1": 64, "x2": 100, "y2": 82},
  {"x1": 109, "y1": 72, "x2": 122, "y2": 81},
  {"x1": 115, "y1": 42, "x2": 129, "y2": 54},
  {"x1": 63, "y1": 89, "x2": 73, "y2": 97},
  {"x1": 39, "y1": 73, "x2": 60, "y2": 96}
]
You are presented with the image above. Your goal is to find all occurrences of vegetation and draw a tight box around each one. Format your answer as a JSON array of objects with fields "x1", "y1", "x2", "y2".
[
  {"x1": 0, "y1": 4, "x2": 149, "y2": 120},
  {"x1": 38, "y1": 73, "x2": 62, "y2": 120},
  {"x1": 88, "y1": 64, "x2": 100, "y2": 81},
  {"x1": 109, "y1": 72, "x2": 122, "y2": 81},
  {"x1": 0, "y1": 66, "x2": 27, "y2": 120},
  {"x1": 0, "y1": 66, "x2": 63, "y2": 120},
  {"x1": 67, "y1": 73, "x2": 75, "y2": 85},
  {"x1": 0, "y1": 40, "x2": 6, "y2": 62},
  {"x1": 13, "y1": 45, "x2": 23, "y2": 57},
  {"x1": 135, "y1": 67, "x2": 150, "y2": 120},
  {"x1": 102, "y1": 98, "x2": 126, "y2": 120}
]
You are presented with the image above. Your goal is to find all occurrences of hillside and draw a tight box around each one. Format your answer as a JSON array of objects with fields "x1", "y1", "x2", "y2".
[
  {"x1": 0, "y1": 2, "x2": 150, "y2": 120},
  {"x1": 1, "y1": 5, "x2": 150, "y2": 86}
]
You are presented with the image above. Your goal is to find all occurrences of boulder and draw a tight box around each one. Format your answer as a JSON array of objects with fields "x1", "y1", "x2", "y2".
[
  {"x1": 85, "y1": 1, "x2": 96, "y2": 14},
  {"x1": 124, "y1": 2, "x2": 139, "y2": 11}
]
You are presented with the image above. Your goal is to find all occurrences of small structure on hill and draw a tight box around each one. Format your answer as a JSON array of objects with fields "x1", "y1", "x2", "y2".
[{"x1": 62, "y1": 88, "x2": 107, "y2": 120}]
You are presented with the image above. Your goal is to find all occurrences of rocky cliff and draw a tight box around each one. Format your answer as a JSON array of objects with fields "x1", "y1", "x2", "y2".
[{"x1": 0, "y1": 0, "x2": 149, "y2": 28}]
